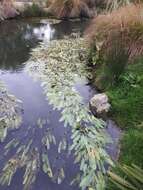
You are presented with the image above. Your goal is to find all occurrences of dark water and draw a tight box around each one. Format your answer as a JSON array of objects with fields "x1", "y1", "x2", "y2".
[{"x1": 0, "y1": 18, "x2": 121, "y2": 190}]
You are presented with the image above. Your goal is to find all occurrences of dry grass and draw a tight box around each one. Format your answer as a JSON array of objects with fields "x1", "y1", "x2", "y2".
[
  {"x1": 46, "y1": 0, "x2": 96, "y2": 18},
  {"x1": 0, "y1": 0, "x2": 18, "y2": 20},
  {"x1": 85, "y1": 3, "x2": 143, "y2": 60}
]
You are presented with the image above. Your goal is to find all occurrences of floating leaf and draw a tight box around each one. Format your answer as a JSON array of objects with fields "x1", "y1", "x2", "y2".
[
  {"x1": 25, "y1": 37, "x2": 113, "y2": 189},
  {"x1": 42, "y1": 153, "x2": 53, "y2": 178}
]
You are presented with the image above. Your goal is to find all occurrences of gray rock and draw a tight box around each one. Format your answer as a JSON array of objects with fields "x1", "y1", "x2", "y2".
[{"x1": 89, "y1": 93, "x2": 111, "y2": 118}]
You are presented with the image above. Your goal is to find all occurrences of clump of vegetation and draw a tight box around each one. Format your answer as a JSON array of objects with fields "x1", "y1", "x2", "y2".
[
  {"x1": 0, "y1": 146, "x2": 40, "y2": 190},
  {"x1": 0, "y1": 117, "x2": 61, "y2": 190},
  {"x1": 0, "y1": 0, "x2": 18, "y2": 20},
  {"x1": 107, "y1": 58, "x2": 143, "y2": 128},
  {"x1": 21, "y1": 3, "x2": 47, "y2": 18},
  {"x1": 86, "y1": 2, "x2": 143, "y2": 184},
  {"x1": 26, "y1": 37, "x2": 113, "y2": 190},
  {"x1": 107, "y1": 59, "x2": 143, "y2": 172},
  {"x1": 0, "y1": 81, "x2": 22, "y2": 142},
  {"x1": 86, "y1": 3, "x2": 143, "y2": 89},
  {"x1": 86, "y1": 3, "x2": 143, "y2": 57},
  {"x1": 105, "y1": 0, "x2": 131, "y2": 11},
  {"x1": 46, "y1": 0, "x2": 96, "y2": 18}
]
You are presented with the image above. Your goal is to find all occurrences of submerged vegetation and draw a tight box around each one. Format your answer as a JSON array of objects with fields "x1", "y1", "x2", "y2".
[
  {"x1": 0, "y1": 0, "x2": 143, "y2": 189},
  {"x1": 0, "y1": 80, "x2": 22, "y2": 142},
  {"x1": 26, "y1": 37, "x2": 113, "y2": 189},
  {"x1": 0, "y1": 36, "x2": 113, "y2": 190}
]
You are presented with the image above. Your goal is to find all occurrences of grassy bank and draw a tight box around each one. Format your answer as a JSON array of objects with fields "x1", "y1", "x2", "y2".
[
  {"x1": 91, "y1": 56, "x2": 143, "y2": 168},
  {"x1": 86, "y1": 3, "x2": 143, "y2": 182},
  {"x1": 102, "y1": 58, "x2": 143, "y2": 166}
]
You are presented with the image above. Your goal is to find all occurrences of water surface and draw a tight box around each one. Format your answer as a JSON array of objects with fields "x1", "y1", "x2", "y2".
[{"x1": 0, "y1": 18, "x2": 120, "y2": 190}]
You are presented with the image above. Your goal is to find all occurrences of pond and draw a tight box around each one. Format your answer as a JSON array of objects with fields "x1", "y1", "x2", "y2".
[{"x1": 0, "y1": 18, "x2": 121, "y2": 190}]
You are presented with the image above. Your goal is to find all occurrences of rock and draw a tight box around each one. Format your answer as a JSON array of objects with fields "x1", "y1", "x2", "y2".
[{"x1": 89, "y1": 93, "x2": 111, "y2": 118}]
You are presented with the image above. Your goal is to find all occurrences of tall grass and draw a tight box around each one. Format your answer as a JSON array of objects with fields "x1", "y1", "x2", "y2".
[
  {"x1": 46, "y1": 0, "x2": 96, "y2": 18},
  {"x1": 86, "y1": 4, "x2": 143, "y2": 44},
  {"x1": 22, "y1": 3, "x2": 47, "y2": 18},
  {"x1": 85, "y1": 4, "x2": 143, "y2": 87},
  {"x1": 0, "y1": 0, "x2": 18, "y2": 20},
  {"x1": 105, "y1": 0, "x2": 131, "y2": 11}
]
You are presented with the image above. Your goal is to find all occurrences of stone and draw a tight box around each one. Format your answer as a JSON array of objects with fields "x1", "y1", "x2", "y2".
[{"x1": 89, "y1": 93, "x2": 111, "y2": 118}]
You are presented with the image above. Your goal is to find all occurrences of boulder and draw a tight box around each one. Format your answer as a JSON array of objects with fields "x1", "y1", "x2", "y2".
[{"x1": 89, "y1": 93, "x2": 111, "y2": 118}]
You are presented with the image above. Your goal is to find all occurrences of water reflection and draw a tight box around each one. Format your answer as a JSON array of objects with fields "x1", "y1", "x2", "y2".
[
  {"x1": 0, "y1": 18, "x2": 90, "y2": 190},
  {"x1": 0, "y1": 18, "x2": 120, "y2": 190},
  {"x1": 0, "y1": 20, "x2": 54, "y2": 72},
  {"x1": 33, "y1": 24, "x2": 55, "y2": 42},
  {"x1": 0, "y1": 19, "x2": 89, "y2": 72}
]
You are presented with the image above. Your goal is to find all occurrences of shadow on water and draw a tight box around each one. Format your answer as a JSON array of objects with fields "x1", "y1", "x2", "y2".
[
  {"x1": 0, "y1": 19, "x2": 89, "y2": 72},
  {"x1": 0, "y1": 18, "x2": 121, "y2": 190}
]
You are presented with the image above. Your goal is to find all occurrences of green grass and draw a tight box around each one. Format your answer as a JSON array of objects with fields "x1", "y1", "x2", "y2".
[
  {"x1": 107, "y1": 60, "x2": 143, "y2": 129},
  {"x1": 101, "y1": 58, "x2": 143, "y2": 189},
  {"x1": 91, "y1": 55, "x2": 143, "y2": 188},
  {"x1": 108, "y1": 59, "x2": 143, "y2": 165},
  {"x1": 120, "y1": 129, "x2": 143, "y2": 167}
]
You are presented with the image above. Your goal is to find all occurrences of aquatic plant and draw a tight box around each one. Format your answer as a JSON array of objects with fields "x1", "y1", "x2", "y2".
[
  {"x1": 26, "y1": 37, "x2": 113, "y2": 189},
  {"x1": 0, "y1": 145, "x2": 40, "y2": 190},
  {"x1": 0, "y1": 81, "x2": 22, "y2": 142},
  {"x1": 0, "y1": 80, "x2": 67, "y2": 189},
  {"x1": 0, "y1": 116, "x2": 62, "y2": 190}
]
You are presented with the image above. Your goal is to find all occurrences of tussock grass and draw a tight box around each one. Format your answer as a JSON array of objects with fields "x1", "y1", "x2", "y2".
[
  {"x1": 86, "y1": 4, "x2": 143, "y2": 88},
  {"x1": 21, "y1": 3, "x2": 47, "y2": 18},
  {"x1": 85, "y1": 3, "x2": 143, "y2": 174},
  {"x1": 0, "y1": 0, "x2": 18, "y2": 20},
  {"x1": 46, "y1": 0, "x2": 96, "y2": 18},
  {"x1": 86, "y1": 3, "x2": 143, "y2": 48}
]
